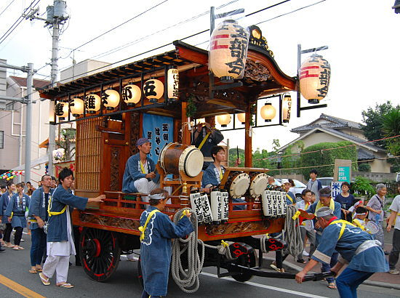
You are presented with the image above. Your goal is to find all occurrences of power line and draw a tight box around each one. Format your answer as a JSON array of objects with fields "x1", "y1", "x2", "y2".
[{"x1": 0, "y1": 0, "x2": 16, "y2": 19}]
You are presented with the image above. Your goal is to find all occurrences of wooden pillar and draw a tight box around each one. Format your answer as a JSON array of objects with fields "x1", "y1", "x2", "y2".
[
  {"x1": 244, "y1": 103, "x2": 252, "y2": 167},
  {"x1": 181, "y1": 101, "x2": 191, "y2": 145}
]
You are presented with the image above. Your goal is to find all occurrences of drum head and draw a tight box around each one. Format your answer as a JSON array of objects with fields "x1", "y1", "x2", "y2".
[
  {"x1": 159, "y1": 142, "x2": 174, "y2": 172},
  {"x1": 179, "y1": 146, "x2": 204, "y2": 177},
  {"x1": 249, "y1": 173, "x2": 268, "y2": 198},
  {"x1": 229, "y1": 173, "x2": 250, "y2": 198}
]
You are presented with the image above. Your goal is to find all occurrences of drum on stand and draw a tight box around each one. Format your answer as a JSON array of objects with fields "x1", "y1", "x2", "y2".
[
  {"x1": 249, "y1": 173, "x2": 268, "y2": 198},
  {"x1": 159, "y1": 143, "x2": 204, "y2": 177},
  {"x1": 224, "y1": 172, "x2": 250, "y2": 199}
]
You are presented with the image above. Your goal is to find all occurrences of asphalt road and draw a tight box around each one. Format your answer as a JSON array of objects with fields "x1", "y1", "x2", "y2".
[{"x1": 1, "y1": 233, "x2": 400, "y2": 298}]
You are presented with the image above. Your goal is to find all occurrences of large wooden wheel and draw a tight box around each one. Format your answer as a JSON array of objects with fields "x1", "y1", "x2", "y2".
[{"x1": 79, "y1": 228, "x2": 121, "y2": 282}]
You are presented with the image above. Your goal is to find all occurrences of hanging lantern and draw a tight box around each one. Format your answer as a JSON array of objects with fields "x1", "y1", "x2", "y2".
[
  {"x1": 299, "y1": 54, "x2": 331, "y2": 104},
  {"x1": 85, "y1": 93, "x2": 101, "y2": 114},
  {"x1": 216, "y1": 114, "x2": 231, "y2": 127},
  {"x1": 209, "y1": 19, "x2": 250, "y2": 83},
  {"x1": 260, "y1": 103, "x2": 276, "y2": 122},
  {"x1": 55, "y1": 102, "x2": 68, "y2": 120},
  {"x1": 122, "y1": 83, "x2": 141, "y2": 106},
  {"x1": 282, "y1": 94, "x2": 292, "y2": 123},
  {"x1": 143, "y1": 79, "x2": 164, "y2": 103},
  {"x1": 237, "y1": 113, "x2": 246, "y2": 124},
  {"x1": 70, "y1": 97, "x2": 84, "y2": 117},
  {"x1": 167, "y1": 68, "x2": 179, "y2": 99},
  {"x1": 102, "y1": 89, "x2": 120, "y2": 110}
]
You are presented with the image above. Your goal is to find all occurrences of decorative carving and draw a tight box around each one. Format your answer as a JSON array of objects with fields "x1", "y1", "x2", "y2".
[
  {"x1": 110, "y1": 147, "x2": 120, "y2": 190},
  {"x1": 129, "y1": 112, "x2": 140, "y2": 155},
  {"x1": 248, "y1": 25, "x2": 274, "y2": 57},
  {"x1": 244, "y1": 59, "x2": 272, "y2": 82},
  {"x1": 205, "y1": 220, "x2": 270, "y2": 236},
  {"x1": 80, "y1": 212, "x2": 140, "y2": 231}
]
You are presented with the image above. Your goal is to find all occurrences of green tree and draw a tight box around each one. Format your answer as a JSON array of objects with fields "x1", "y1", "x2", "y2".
[
  {"x1": 228, "y1": 147, "x2": 245, "y2": 167},
  {"x1": 382, "y1": 108, "x2": 400, "y2": 156},
  {"x1": 300, "y1": 141, "x2": 357, "y2": 179},
  {"x1": 56, "y1": 128, "x2": 76, "y2": 161}
]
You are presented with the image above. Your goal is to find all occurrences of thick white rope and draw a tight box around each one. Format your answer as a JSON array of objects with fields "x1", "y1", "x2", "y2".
[
  {"x1": 283, "y1": 205, "x2": 303, "y2": 258},
  {"x1": 171, "y1": 208, "x2": 205, "y2": 293}
]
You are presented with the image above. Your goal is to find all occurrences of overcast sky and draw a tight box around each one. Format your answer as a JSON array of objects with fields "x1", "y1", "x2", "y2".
[{"x1": 1, "y1": 0, "x2": 399, "y2": 151}]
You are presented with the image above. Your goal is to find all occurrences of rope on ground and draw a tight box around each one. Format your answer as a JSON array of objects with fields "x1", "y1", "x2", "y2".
[
  {"x1": 171, "y1": 208, "x2": 205, "y2": 293},
  {"x1": 284, "y1": 205, "x2": 303, "y2": 258}
]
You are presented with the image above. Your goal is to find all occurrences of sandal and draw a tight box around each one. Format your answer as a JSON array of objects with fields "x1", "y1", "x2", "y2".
[
  {"x1": 327, "y1": 282, "x2": 337, "y2": 289},
  {"x1": 36, "y1": 267, "x2": 43, "y2": 272},
  {"x1": 29, "y1": 268, "x2": 38, "y2": 274},
  {"x1": 39, "y1": 272, "x2": 50, "y2": 286},
  {"x1": 297, "y1": 259, "x2": 306, "y2": 264},
  {"x1": 56, "y1": 282, "x2": 74, "y2": 288}
]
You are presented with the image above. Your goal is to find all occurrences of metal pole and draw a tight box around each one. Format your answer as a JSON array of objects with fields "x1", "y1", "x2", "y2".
[
  {"x1": 48, "y1": 19, "x2": 60, "y2": 176},
  {"x1": 24, "y1": 63, "x2": 33, "y2": 185}
]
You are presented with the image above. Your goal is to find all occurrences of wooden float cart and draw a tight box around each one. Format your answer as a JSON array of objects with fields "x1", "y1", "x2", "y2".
[{"x1": 39, "y1": 26, "x2": 299, "y2": 284}]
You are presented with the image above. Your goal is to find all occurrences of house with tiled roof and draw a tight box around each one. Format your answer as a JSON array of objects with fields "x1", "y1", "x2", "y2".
[{"x1": 279, "y1": 113, "x2": 390, "y2": 173}]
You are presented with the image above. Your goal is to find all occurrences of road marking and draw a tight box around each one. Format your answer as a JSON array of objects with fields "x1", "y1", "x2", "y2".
[
  {"x1": 200, "y1": 272, "x2": 329, "y2": 298},
  {"x1": 0, "y1": 274, "x2": 46, "y2": 298}
]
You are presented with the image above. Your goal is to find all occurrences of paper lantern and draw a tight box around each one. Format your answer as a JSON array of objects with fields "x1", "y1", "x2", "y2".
[
  {"x1": 216, "y1": 114, "x2": 231, "y2": 127},
  {"x1": 299, "y1": 54, "x2": 331, "y2": 104},
  {"x1": 143, "y1": 79, "x2": 164, "y2": 103},
  {"x1": 282, "y1": 94, "x2": 292, "y2": 123},
  {"x1": 260, "y1": 103, "x2": 276, "y2": 122},
  {"x1": 237, "y1": 113, "x2": 246, "y2": 124},
  {"x1": 55, "y1": 102, "x2": 68, "y2": 120},
  {"x1": 70, "y1": 97, "x2": 84, "y2": 117},
  {"x1": 85, "y1": 94, "x2": 101, "y2": 114},
  {"x1": 123, "y1": 83, "x2": 141, "y2": 106},
  {"x1": 102, "y1": 89, "x2": 120, "y2": 110},
  {"x1": 209, "y1": 19, "x2": 250, "y2": 83},
  {"x1": 167, "y1": 68, "x2": 179, "y2": 99}
]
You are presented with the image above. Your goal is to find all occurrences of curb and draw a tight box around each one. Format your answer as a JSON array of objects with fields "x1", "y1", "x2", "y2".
[{"x1": 263, "y1": 257, "x2": 400, "y2": 290}]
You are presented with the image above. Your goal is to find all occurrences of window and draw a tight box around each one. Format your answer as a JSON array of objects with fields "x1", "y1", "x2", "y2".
[{"x1": 0, "y1": 131, "x2": 4, "y2": 149}]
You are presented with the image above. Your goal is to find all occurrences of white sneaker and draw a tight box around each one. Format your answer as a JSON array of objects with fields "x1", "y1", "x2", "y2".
[
  {"x1": 302, "y1": 250, "x2": 309, "y2": 256},
  {"x1": 389, "y1": 269, "x2": 400, "y2": 275}
]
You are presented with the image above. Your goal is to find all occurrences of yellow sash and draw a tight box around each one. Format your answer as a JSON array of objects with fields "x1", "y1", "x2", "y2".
[
  {"x1": 352, "y1": 219, "x2": 366, "y2": 231},
  {"x1": 329, "y1": 219, "x2": 356, "y2": 240},
  {"x1": 139, "y1": 209, "x2": 160, "y2": 241},
  {"x1": 47, "y1": 196, "x2": 67, "y2": 217},
  {"x1": 314, "y1": 199, "x2": 335, "y2": 216},
  {"x1": 286, "y1": 193, "x2": 294, "y2": 204},
  {"x1": 198, "y1": 131, "x2": 211, "y2": 150}
]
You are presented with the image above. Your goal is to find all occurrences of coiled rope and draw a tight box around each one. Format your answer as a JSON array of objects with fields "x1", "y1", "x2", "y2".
[
  {"x1": 284, "y1": 205, "x2": 303, "y2": 257},
  {"x1": 171, "y1": 208, "x2": 205, "y2": 293}
]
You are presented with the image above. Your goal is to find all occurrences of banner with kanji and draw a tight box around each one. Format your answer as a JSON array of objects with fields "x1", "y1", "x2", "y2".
[{"x1": 142, "y1": 113, "x2": 173, "y2": 163}]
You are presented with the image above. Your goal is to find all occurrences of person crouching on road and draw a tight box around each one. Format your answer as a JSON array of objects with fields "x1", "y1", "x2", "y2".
[
  {"x1": 38, "y1": 167, "x2": 105, "y2": 288},
  {"x1": 140, "y1": 188, "x2": 194, "y2": 298},
  {"x1": 295, "y1": 207, "x2": 388, "y2": 298}
]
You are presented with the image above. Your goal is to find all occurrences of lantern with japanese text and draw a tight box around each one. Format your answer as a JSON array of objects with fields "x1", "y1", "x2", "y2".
[
  {"x1": 55, "y1": 102, "x2": 68, "y2": 120},
  {"x1": 70, "y1": 97, "x2": 84, "y2": 117},
  {"x1": 143, "y1": 79, "x2": 164, "y2": 103},
  {"x1": 85, "y1": 93, "x2": 101, "y2": 114},
  {"x1": 122, "y1": 83, "x2": 141, "y2": 106},
  {"x1": 167, "y1": 68, "x2": 179, "y2": 100},
  {"x1": 282, "y1": 94, "x2": 292, "y2": 123},
  {"x1": 102, "y1": 89, "x2": 120, "y2": 110},
  {"x1": 209, "y1": 19, "x2": 250, "y2": 83},
  {"x1": 237, "y1": 113, "x2": 246, "y2": 124},
  {"x1": 216, "y1": 114, "x2": 231, "y2": 127},
  {"x1": 299, "y1": 54, "x2": 331, "y2": 104},
  {"x1": 260, "y1": 103, "x2": 276, "y2": 122}
]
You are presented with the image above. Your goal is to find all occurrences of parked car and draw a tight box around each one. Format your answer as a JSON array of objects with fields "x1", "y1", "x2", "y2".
[
  {"x1": 317, "y1": 177, "x2": 334, "y2": 188},
  {"x1": 277, "y1": 178, "x2": 306, "y2": 200}
]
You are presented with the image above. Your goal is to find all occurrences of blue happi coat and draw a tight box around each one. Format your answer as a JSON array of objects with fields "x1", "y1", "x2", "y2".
[
  {"x1": 5, "y1": 192, "x2": 30, "y2": 228},
  {"x1": 312, "y1": 218, "x2": 388, "y2": 272},
  {"x1": 28, "y1": 187, "x2": 54, "y2": 230},
  {"x1": 0, "y1": 191, "x2": 13, "y2": 223},
  {"x1": 202, "y1": 163, "x2": 225, "y2": 188},
  {"x1": 140, "y1": 206, "x2": 194, "y2": 296}
]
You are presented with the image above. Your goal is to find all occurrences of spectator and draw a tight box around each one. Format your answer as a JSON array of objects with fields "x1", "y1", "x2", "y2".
[
  {"x1": 296, "y1": 206, "x2": 388, "y2": 298},
  {"x1": 5, "y1": 183, "x2": 30, "y2": 250},
  {"x1": 0, "y1": 185, "x2": 6, "y2": 195},
  {"x1": 140, "y1": 188, "x2": 193, "y2": 298},
  {"x1": 191, "y1": 116, "x2": 224, "y2": 170},
  {"x1": 28, "y1": 175, "x2": 53, "y2": 273},
  {"x1": 386, "y1": 182, "x2": 400, "y2": 275},
  {"x1": 122, "y1": 138, "x2": 160, "y2": 202},
  {"x1": 0, "y1": 183, "x2": 16, "y2": 248},
  {"x1": 38, "y1": 167, "x2": 104, "y2": 288},
  {"x1": 366, "y1": 183, "x2": 387, "y2": 251},
  {"x1": 26, "y1": 181, "x2": 36, "y2": 196},
  {"x1": 267, "y1": 176, "x2": 277, "y2": 190},
  {"x1": 282, "y1": 179, "x2": 296, "y2": 205},
  {"x1": 335, "y1": 182, "x2": 357, "y2": 221},
  {"x1": 306, "y1": 169, "x2": 322, "y2": 202},
  {"x1": 296, "y1": 189, "x2": 316, "y2": 262},
  {"x1": 352, "y1": 206, "x2": 369, "y2": 231}
]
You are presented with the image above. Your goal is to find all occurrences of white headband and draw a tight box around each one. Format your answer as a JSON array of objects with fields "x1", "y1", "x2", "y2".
[{"x1": 148, "y1": 193, "x2": 165, "y2": 200}]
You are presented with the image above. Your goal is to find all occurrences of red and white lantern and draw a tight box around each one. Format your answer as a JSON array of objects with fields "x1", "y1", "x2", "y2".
[{"x1": 299, "y1": 54, "x2": 331, "y2": 104}]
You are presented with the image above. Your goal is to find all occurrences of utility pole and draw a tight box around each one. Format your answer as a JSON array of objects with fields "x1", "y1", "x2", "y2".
[{"x1": 26, "y1": 1, "x2": 69, "y2": 176}]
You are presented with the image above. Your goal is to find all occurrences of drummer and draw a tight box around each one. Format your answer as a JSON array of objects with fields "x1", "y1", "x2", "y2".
[
  {"x1": 202, "y1": 146, "x2": 244, "y2": 210},
  {"x1": 122, "y1": 138, "x2": 160, "y2": 202}
]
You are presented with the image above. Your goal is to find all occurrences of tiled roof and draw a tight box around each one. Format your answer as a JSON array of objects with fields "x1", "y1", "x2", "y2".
[
  {"x1": 9, "y1": 76, "x2": 51, "y2": 90},
  {"x1": 291, "y1": 113, "x2": 361, "y2": 133},
  {"x1": 358, "y1": 148, "x2": 376, "y2": 160}
]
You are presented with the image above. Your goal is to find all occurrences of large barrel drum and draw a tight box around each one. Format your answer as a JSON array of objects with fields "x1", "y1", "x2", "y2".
[{"x1": 159, "y1": 143, "x2": 204, "y2": 177}]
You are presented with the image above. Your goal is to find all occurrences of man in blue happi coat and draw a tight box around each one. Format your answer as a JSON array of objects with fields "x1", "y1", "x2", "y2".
[
  {"x1": 140, "y1": 188, "x2": 194, "y2": 298},
  {"x1": 296, "y1": 206, "x2": 388, "y2": 298},
  {"x1": 122, "y1": 137, "x2": 160, "y2": 202}
]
